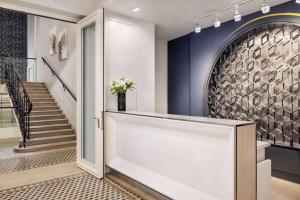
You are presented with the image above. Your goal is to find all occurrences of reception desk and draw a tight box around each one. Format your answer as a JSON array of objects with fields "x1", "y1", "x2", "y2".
[{"x1": 105, "y1": 111, "x2": 257, "y2": 200}]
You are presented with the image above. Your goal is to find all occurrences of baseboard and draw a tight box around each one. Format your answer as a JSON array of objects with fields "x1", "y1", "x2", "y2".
[
  {"x1": 266, "y1": 145, "x2": 300, "y2": 184},
  {"x1": 106, "y1": 168, "x2": 171, "y2": 200},
  {"x1": 272, "y1": 170, "x2": 300, "y2": 184}
]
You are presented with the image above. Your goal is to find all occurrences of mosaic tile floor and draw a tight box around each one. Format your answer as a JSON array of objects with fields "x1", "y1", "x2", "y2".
[
  {"x1": 0, "y1": 173, "x2": 140, "y2": 200},
  {"x1": 0, "y1": 148, "x2": 76, "y2": 174},
  {"x1": 0, "y1": 147, "x2": 299, "y2": 200}
]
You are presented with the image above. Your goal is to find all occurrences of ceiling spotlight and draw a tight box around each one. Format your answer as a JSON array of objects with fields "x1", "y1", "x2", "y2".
[
  {"x1": 195, "y1": 25, "x2": 202, "y2": 33},
  {"x1": 261, "y1": 0, "x2": 270, "y2": 14},
  {"x1": 132, "y1": 8, "x2": 141, "y2": 12},
  {"x1": 214, "y1": 12, "x2": 221, "y2": 28},
  {"x1": 214, "y1": 19, "x2": 221, "y2": 28},
  {"x1": 296, "y1": 0, "x2": 300, "y2": 3},
  {"x1": 234, "y1": 4, "x2": 242, "y2": 22}
]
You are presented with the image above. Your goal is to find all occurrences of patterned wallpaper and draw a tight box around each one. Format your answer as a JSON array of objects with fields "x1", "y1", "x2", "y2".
[
  {"x1": 0, "y1": 9, "x2": 27, "y2": 80},
  {"x1": 208, "y1": 23, "x2": 300, "y2": 149}
]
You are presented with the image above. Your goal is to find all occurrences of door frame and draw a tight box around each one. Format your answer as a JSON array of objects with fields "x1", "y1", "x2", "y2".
[{"x1": 76, "y1": 9, "x2": 104, "y2": 179}]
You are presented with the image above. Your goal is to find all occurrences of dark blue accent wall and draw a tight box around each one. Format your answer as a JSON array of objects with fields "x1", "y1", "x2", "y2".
[
  {"x1": 168, "y1": 35, "x2": 191, "y2": 115},
  {"x1": 168, "y1": 0, "x2": 300, "y2": 116}
]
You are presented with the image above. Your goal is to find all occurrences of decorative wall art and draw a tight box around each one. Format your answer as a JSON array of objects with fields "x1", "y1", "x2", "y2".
[
  {"x1": 208, "y1": 23, "x2": 300, "y2": 149},
  {"x1": 58, "y1": 29, "x2": 68, "y2": 60},
  {"x1": 49, "y1": 26, "x2": 56, "y2": 55}
]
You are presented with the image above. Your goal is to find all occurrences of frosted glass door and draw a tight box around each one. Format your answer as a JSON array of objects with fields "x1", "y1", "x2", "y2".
[
  {"x1": 82, "y1": 24, "x2": 95, "y2": 164},
  {"x1": 77, "y1": 9, "x2": 103, "y2": 178}
]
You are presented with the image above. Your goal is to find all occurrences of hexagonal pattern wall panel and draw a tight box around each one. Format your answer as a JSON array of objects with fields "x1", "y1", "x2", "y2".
[{"x1": 208, "y1": 24, "x2": 300, "y2": 149}]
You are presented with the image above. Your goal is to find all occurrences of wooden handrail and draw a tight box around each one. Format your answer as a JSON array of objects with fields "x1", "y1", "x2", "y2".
[{"x1": 41, "y1": 57, "x2": 77, "y2": 101}]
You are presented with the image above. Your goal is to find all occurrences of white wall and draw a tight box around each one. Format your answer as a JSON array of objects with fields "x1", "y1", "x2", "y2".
[
  {"x1": 155, "y1": 39, "x2": 168, "y2": 113},
  {"x1": 27, "y1": 15, "x2": 36, "y2": 82},
  {"x1": 104, "y1": 11, "x2": 155, "y2": 112},
  {"x1": 27, "y1": 15, "x2": 36, "y2": 59},
  {"x1": 35, "y1": 17, "x2": 77, "y2": 127}
]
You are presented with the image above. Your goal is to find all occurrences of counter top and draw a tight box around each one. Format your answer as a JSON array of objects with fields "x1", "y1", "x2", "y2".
[
  {"x1": 105, "y1": 110, "x2": 255, "y2": 127},
  {"x1": 257, "y1": 141, "x2": 271, "y2": 150}
]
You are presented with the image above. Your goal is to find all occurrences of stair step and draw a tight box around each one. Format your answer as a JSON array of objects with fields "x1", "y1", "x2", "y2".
[
  {"x1": 32, "y1": 102, "x2": 57, "y2": 106},
  {"x1": 28, "y1": 91, "x2": 50, "y2": 95},
  {"x1": 30, "y1": 114, "x2": 65, "y2": 121},
  {"x1": 14, "y1": 141, "x2": 76, "y2": 153},
  {"x1": 23, "y1": 82, "x2": 45, "y2": 86},
  {"x1": 32, "y1": 106, "x2": 59, "y2": 111},
  {"x1": 31, "y1": 110, "x2": 62, "y2": 116},
  {"x1": 29, "y1": 94, "x2": 52, "y2": 98},
  {"x1": 25, "y1": 135, "x2": 76, "y2": 146},
  {"x1": 30, "y1": 119, "x2": 68, "y2": 126},
  {"x1": 30, "y1": 129, "x2": 74, "y2": 138},
  {"x1": 0, "y1": 100, "x2": 10, "y2": 103},
  {"x1": 25, "y1": 86, "x2": 47, "y2": 91},
  {"x1": 0, "y1": 103, "x2": 12, "y2": 107},
  {"x1": 30, "y1": 124, "x2": 72, "y2": 132},
  {"x1": 26, "y1": 87, "x2": 48, "y2": 91},
  {"x1": 30, "y1": 98, "x2": 55, "y2": 103},
  {"x1": 24, "y1": 84, "x2": 47, "y2": 88}
]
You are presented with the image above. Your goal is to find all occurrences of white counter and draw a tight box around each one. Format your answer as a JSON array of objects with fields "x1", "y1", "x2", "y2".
[
  {"x1": 256, "y1": 141, "x2": 271, "y2": 200},
  {"x1": 105, "y1": 111, "x2": 257, "y2": 200},
  {"x1": 257, "y1": 141, "x2": 270, "y2": 162}
]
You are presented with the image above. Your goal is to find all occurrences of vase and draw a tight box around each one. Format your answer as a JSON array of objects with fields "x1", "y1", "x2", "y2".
[{"x1": 118, "y1": 92, "x2": 126, "y2": 111}]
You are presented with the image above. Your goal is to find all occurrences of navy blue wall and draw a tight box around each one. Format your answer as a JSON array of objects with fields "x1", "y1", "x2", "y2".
[
  {"x1": 168, "y1": 0, "x2": 300, "y2": 116},
  {"x1": 168, "y1": 35, "x2": 191, "y2": 115}
]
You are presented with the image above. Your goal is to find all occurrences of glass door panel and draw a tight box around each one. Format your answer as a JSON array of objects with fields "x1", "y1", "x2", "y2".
[{"x1": 82, "y1": 24, "x2": 96, "y2": 164}]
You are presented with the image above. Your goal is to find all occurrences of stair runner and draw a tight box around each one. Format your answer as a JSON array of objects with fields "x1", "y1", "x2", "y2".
[{"x1": 14, "y1": 82, "x2": 76, "y2": 153}]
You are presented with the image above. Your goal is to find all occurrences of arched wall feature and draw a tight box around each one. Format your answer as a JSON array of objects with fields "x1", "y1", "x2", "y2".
[{"x1": 207, "y1": 23, "x2": 300, "y2": 149}]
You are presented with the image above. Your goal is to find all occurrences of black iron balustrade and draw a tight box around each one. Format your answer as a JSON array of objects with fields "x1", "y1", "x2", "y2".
[{"x1": 0, "y1": 58, "x2": 32, "y2": 147}]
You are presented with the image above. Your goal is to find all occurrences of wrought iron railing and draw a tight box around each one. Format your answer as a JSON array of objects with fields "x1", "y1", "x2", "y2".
[{"x1": 0, "y1": 58, "x2": 32, "y2": 147}]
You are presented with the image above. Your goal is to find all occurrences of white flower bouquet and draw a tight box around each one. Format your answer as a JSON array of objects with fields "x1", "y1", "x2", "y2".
[{"x1": 111, "y1": 77, "x2": 135, "y2": 94}]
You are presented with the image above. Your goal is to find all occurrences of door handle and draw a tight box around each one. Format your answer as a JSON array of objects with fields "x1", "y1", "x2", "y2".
[
  {"x1": 100, "y1": 111, "x2": 104, "y2": 130},
  {"x1": 94, "y1": 117, "x2": 100, "y2": 129}
]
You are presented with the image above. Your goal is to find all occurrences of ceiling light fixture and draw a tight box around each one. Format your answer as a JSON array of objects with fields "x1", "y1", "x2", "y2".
[
  {"x1": 193, "y1": 0, "x2": 255, "y2": 32},
  {"x1": 234, "y1": 4, "x2": 242, "y2": 22},
  {"x1": 132, "y1": 8, "x2": 141, "y2": 13},
  {"x1": 296, "y1": 0, "x2": 300, "y2": 3},
  {"x1": 261, "y1": 0, "x2": 270, "y2": 14},
  {"x1": 195, "y1": 24, "x2": 202, "y2": 33},
  {"x1": 214, "y1": 12, "x2": 221, "y2": 28}
]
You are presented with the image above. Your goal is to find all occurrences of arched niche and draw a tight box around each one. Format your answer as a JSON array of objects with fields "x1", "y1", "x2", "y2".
[{"x1": 207, "y1": 22, "x2": 300, "y2": 148}]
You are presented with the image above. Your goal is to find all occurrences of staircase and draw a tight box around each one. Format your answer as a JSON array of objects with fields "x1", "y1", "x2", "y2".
[{"x1": 14, "y1": 82, "x2": 76, "y2": 153}]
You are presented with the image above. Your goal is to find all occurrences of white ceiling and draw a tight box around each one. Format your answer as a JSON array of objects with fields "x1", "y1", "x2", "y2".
[
  {"x1": 105, "y1": 0, "x2": 290, "y2": 40},
  {"x1": 0, "y1": 0, "x2": 117, "y2": 21},
  {"x1": 2, "y1": 0, "x2": 291, "y2": 39},
  {"x1": 0, "y1": 0, "x2": 95, "y2": 22}
]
